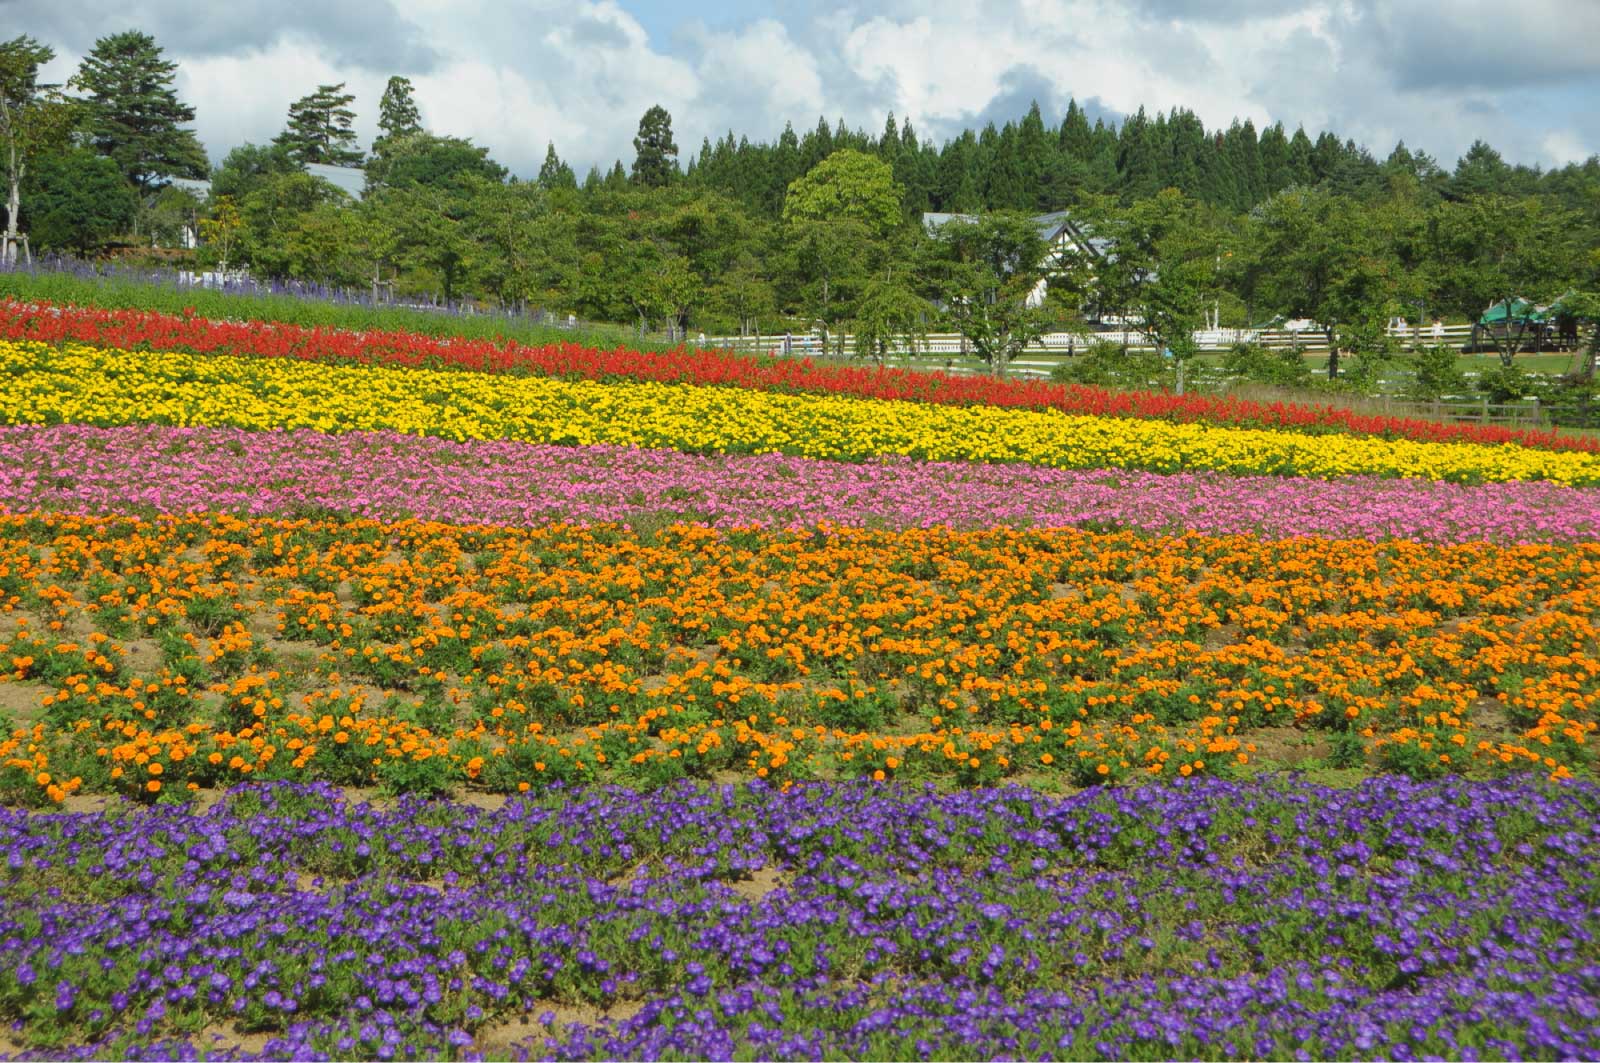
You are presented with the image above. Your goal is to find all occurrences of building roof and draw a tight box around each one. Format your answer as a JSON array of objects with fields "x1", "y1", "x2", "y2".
[
  {"x1": 306, "y1": 162, "x2": 367, "y2": 199},
  {"x1": 157, "y1": 162, "x2": 367, "y2": 202},
  {"x1": 922, "y1": 209, "x2": 1107, "y2": 260}
]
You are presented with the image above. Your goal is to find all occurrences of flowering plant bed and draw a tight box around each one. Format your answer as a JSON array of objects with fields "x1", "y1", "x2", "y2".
[
  {"x1": 4, "y1": 299, "x2": 1593, "y2": 455},
  {"x1": 0, "y1": 778, "x2": 1596, "y2": 1060}
]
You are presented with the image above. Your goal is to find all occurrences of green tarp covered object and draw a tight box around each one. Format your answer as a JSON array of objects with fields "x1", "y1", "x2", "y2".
[{"x1": 1478, "y1": 298, "x2": 1546, "y2": 326}]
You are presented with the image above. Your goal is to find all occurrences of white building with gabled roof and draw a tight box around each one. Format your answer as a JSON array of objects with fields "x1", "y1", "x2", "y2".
[{"x1": 922, "y1": 210, "x2": 1109, "y2": 308}]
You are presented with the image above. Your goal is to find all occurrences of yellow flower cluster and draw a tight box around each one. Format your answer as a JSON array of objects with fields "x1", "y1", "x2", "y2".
[{"x1": 5, "y1": 340, "x2": 1600, "y2": 483}]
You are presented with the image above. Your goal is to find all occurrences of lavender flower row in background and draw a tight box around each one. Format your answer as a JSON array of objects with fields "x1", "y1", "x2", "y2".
[{"x1": 3, "y1": 424, "x2": 1599, "y2": 543}]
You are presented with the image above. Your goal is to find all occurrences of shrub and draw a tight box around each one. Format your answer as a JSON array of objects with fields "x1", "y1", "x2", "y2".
[
  {"x1": 1051, "y1": 340, "x2": 1171, "y2": 390},
  {"x1": 1407, "y1": 344, "x2": 1469, "y2": 401},
  {"x1": 1221, "y1": 342, "x2": 1310, "y2": 389}
]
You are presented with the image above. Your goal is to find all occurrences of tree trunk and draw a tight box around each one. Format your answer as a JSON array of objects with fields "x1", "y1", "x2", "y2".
[
  {"x1": 3, "y1": 143, "x2": 22, "y2": 268},
  {"x1": 1324, "y1": 327, "x2": 1339, "y2": 380}
]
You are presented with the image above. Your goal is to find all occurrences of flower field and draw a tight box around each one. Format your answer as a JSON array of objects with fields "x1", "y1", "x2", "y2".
[
  {"x1": 5, "y1": 298, "x2": 1596, "y2": 453},
  {"x1": 8, "y1": 340, "x2": 1600, "y2": 484},
  {"x1": 2, "y1": 778, "x2": 1598, "y2": 1059},
  {"x1": 2, "y1": 303, "x2": 1599, "y2": 1059},
  {"x1": 6, "y1": 425, "x2": 1600, "y2": 542}
]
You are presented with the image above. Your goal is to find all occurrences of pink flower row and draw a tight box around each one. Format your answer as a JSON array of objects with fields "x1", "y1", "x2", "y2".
[{"x1": 2, "y1": 424, "x2": 1597, "y2": 543}]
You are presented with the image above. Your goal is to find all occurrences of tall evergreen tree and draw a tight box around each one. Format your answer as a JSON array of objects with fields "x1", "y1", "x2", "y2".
[
  {"x1": 1117, "y1": 107, "x2": 1163, "y2": 202},
  {"x1": 1258, "y1": 123, "x2": 1292, "y2": 195},
  {"x1": 537, "y1": 141, "x2": 577, "y2": 191},
  {"x1": 1016, "y1": 101, "x2": 1056, "y2": 211},
  {"x1": 985, "y1": 122, "x2": 1027, "y2": 210},
  {"x1": 374, "y1": 76, "x2": 422, "y2": 153},
  {"x1": 878, "y1": 111, "x2": 901, "y2": 162},
  {"x1": 1451, "y1": 140, "x2": 1512, "y2": 198},
  {"x1": 72, "y1": 30, "x2": 207, "y2": 194},
  {"x1": 275, "y1": 84, "x2": 363, "y2": 167},
  {"x1": 1225, "y1": 119, "x2": 1264, "y2": 208},
  {"x1": 769, "y1": 122, "x2": 802, "y2": 214},
  {"x1": 1309, "y1": 131, "x2": 1343, "y2": 183},
  {"x1": 1058, "y1": 99, "x2": 1092, "y2": 160},
  {"x1": 630, "y1": 104, "x2": 678, "y2": 188},
  {"x1": 1163, "y1": 108, "x2": 1208, "y2": 200},
  {"x1": 605, "y1": 159, "x2": 629, "y2": 192},
  {"x1": 1287, "y1": 127, "x2": 1316, "y2": 186},
  {"x1": 800, "y1": 117, "x2": 834, "y2": 172}
]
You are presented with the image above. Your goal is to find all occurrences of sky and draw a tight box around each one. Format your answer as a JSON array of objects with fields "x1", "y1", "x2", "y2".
[{"x1": 6, "y1": 0, "x2": 1598, "y2": 181}]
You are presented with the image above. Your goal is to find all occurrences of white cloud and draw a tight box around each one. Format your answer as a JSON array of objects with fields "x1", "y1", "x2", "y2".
[
  {"x1": 1542, "y1": 130, "x2": 1592, "y2": 168},
  {"x1": 12, "y1": 0, "x2": 1598, "y2": 175},
  {"x1": 684, "y1": 18, "x2": 826, "y2": 138}
]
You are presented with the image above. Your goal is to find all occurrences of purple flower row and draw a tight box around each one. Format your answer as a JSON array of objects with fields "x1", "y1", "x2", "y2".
[
  {"x1": 0, "y1": 776, "x2": 1596, "y2": 1060},
  {"x1": 3, "y1": 424, "x2": 1600, "y2": 543}
]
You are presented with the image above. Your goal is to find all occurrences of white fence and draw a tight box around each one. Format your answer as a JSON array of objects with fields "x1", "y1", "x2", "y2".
[{"x1": 698, "y1": 322, "x2": 1486, "y2": 372}]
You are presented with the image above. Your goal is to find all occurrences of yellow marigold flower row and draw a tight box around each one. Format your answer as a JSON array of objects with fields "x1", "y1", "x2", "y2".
[{"x1": 6, "y1": 339, "x2": 1600, "y2": 484}]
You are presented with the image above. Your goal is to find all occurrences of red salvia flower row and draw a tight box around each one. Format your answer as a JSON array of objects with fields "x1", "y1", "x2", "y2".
[{"x1": 3, "y1": 297, "x2": 1593, "y2": 454}]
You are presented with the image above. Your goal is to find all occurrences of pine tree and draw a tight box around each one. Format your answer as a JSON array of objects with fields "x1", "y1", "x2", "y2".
[
  {"x1": 1163, "y1": 108, "x2": 1207, "y2": 200},
  {"x1": 537, "y1": 141, "x2": 577, "y2": 190},
  {"x1": 937, "y1": 130, "x2": 981, "y2": 212},
  {"x1": 878, "y1": 111, "x2": 901, "y2": 162},
  {"x1": 1287, "y1": 127, "x2": 1315, "y2": 186},
  {"x1": 985, "y1": 122, "x2": 1028, "y2": 210},
  {"x1": 1230, "y1": 118, "x2": 1265, "y2": 207},
  {"x1": 1016, "y1": 101, "x2": 1056, "y2": 211},
  {"x1": 1258, "y1": 123, "x2": 1292, "y2": 195},
  {"x1": 1058, "y1": 100, "x2": 1091, "y2": 160},
  {"x1": 72, "y1": 30, "x2": 208, "y2": 194},
  {"x1": 605, "y1": 159, "x2": 628, "y2": 192},
  {"x1": 769, "y1": 122, "x2": 801, "y2": 214},
  {"x1": 1310, "y1": 131, "x2": 1343, "y2": 183},
  {"x1": 374, "y1": 76, "x2": 422, "y2": 154},
  {"x1": 1116, "y1": 108, "x2": 1163, "y2": 202},
  {"x1": 630, "y1": 104, "x2": 677, "y2": 188},
  {"x1": 275, "y1": 84, "x2": 363, "y2": 167},
  {"x1": 1451, "y1": 140, "x2": 1512, "y2": 198},
  {"x1": 800, "y1": 117, "x2": 834, "y2": 171}
]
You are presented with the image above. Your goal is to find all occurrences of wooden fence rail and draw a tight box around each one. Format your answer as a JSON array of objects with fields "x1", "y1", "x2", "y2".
[{"x1": 699, "y1": 323, "x2": 1494, "y2": 361}]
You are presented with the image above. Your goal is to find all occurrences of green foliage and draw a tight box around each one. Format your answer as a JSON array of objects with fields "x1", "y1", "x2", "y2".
[
  {"x1": 71, "y1": 30, "x2": 207, "y2": 193},
  {"x1": 1474, "y1": 362, "x2": 1533, "y2": 404},
  {"x1": 1243, "y1": 187, "x2": 1401, "y2": 380},
  {"x1": 1220, "y1": 342, "x2": 1311, "y2": 388},
  {"x1": 274, "y1": 83, "x2": 363, "y2": 168},
  {"x1": 852, "y1": 271, "x2": 929, "y2": 364},
  {"x1": 782, "y1": 150, "x2": 903, "y2": 238},
  {"x1": 144, "y1": 183, "x2": 201, "y2": 248},
  {"x1": 1085, "y1": 189, "x2": 1223, "y2": 388},
  {"x1": 1051, "y1": 340, "x2": 1170, "y2": 390},
  {"x1": 364, "y1": 132, "x2": 505, "y2": 195},
  {"x1": 209, "y1": 142, "x2": 300, "y2": 201},
  {"x1": 1, "y1": 35, "x2": 78, "y2": 263},
  {"x1": 537, "y1": 142, "x2": 577, "y2": 191},
  {"x1": 630, "y1": 104, "x2": 677, "y2": 189},
  {"x1": 926, "y1": 210, "x2": 1066, "y2": 377},
  {"x1": 374, "y1": 75, "x2": 422, "y2": 153},
  {"x1": 1536, "y1": 375, "x2": 1600, "y2": 429},
  {"x1": 1406, "y1": 344, "x2": 1469, "y2": 400},
  {"x1": 24, "y1": 149, "x2": 136, "y2": 253}
]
